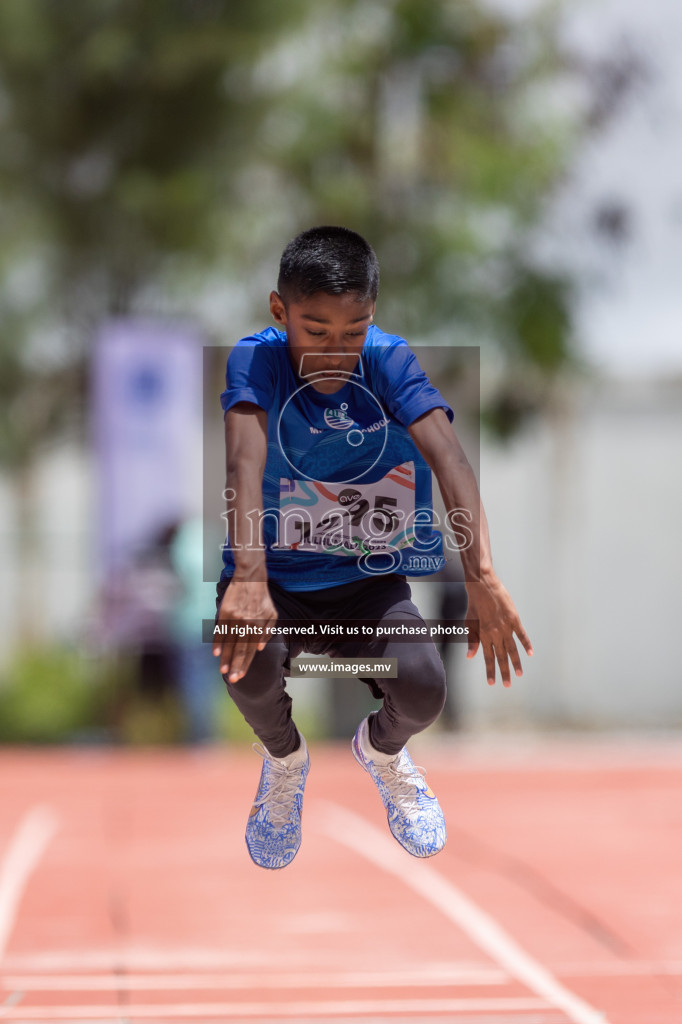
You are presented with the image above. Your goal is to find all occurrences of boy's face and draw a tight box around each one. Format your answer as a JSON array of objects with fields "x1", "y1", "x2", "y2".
[{"x1": 269, "y1": 290, "x2": 375, "y2": 394}]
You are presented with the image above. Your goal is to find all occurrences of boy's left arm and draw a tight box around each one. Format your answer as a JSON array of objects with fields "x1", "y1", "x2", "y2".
[{"x1": 408, "y1": 407, "x2": 533, "y2": 687}]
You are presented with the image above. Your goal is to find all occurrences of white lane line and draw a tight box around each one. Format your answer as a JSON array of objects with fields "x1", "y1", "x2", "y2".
[
  {"x1": 555, "y1": 960, "x2": 682, "y2": 978},
  {"x1": 316, "y1": 801, "x2": 610, "y2": 1024},
  {"x1": 0, "y1": 806, "x2": 59, "y2": 961},
  {"x1": 0, "y1": 996, "x2": 550, "y2": 1019},
  {"x1": 0, "y1": 951, "x2": 502, "y2": 972},
  {"x1": 0, "y1": 966, "x2": 507, "y2": 991},
  {"x1": 0, "y1": 968, "x2": 507, "y2": 991}
]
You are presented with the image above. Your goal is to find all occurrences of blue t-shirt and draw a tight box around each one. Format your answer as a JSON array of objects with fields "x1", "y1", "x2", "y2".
[{"x1": 220, "y1": 324, "x2": 453, "y2": 590}]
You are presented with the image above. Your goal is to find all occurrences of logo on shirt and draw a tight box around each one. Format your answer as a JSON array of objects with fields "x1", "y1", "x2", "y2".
[{"x1": 323, "y1": 403, "x2": 354, "y2": 430}]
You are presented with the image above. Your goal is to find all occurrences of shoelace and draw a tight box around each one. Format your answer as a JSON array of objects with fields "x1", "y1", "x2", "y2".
[
  {"x1": 253, "y1": 743, "x2": 305, "y2": 828},
  {"x1": 373, "y1": 752, "x2": 427, "y2": 813}
]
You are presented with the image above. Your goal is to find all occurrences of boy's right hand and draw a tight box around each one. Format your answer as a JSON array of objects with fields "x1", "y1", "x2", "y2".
[{"x1": 213, "y1": 580, "x2": 278, "y2": 683}]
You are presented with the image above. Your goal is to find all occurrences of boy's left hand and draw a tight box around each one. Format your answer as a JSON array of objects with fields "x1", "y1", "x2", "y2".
[{"x1": 465, "y1": 575, "x2": 533, "y2": 687}]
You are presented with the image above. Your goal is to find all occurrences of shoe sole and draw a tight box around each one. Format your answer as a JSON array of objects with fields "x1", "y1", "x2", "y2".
[
  {"x1": 351, "y1": 731, "x2": 366, "y2": 772},
  {"x1": 245, "y1": 834, "x2": 301, "y2": 870}
]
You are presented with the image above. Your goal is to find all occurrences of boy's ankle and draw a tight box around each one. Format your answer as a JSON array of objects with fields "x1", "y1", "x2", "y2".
[
  {"x1": 273, "y1": 731, "x2": 307, "y2": 767},
  {"x1": 360, "y1": 717, "x2": 397, "y2": 765}
]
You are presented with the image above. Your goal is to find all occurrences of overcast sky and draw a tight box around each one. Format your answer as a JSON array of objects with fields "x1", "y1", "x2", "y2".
[
  {"x1": 488, "y1": 0, "x2": 681, "y2": 376},
  {"x1": 550, "y1": 0, "x2": 682, "y2": 377}
]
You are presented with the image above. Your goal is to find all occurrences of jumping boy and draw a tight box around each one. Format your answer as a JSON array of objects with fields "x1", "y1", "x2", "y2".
[{"x1": 213, "y1": 226, "x2": 532, "y2": 870}]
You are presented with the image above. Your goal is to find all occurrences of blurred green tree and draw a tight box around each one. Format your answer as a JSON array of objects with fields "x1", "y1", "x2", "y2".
[
  {"x1": 0, "y1": 0, "x2": 310, "y2": 637},
  {"x1": 0, "y1": 0, "x2": 639, "y2": 463},
  {"x1": 226, "y1": 0, "x2": 635, "y2": 434},
  {"x1": 0, "y1": 0, "x2": 309, "y2": 467}
]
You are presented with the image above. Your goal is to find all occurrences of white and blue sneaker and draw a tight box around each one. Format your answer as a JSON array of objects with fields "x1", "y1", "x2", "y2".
[
  {"x1": 352, "y1": 717, "x2": 446, "y2": 858},
  {"x1": 245, "y1": 734, "x2": 309, "y2": 870}
]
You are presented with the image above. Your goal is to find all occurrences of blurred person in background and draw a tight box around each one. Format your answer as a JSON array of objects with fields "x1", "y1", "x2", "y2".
[
  {"x1": 97, "y1": 518, "x2": 220, "y2": 744},
  {"x1": 96, "y1": 522, "x2": 182, "y2": 739},
  {"x1": 169, "y1": 516, "x2": 222, "y2": 744}
]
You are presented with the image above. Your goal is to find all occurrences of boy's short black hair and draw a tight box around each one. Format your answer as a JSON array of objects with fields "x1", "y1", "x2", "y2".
[{"x1": 277, "y1": 226, "x2": 379, "y2": 304}]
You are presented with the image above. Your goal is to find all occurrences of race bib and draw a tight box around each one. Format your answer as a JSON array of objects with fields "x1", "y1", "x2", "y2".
[{"x1": 277, "y1": 462, "x2": 418, "y2": 556}]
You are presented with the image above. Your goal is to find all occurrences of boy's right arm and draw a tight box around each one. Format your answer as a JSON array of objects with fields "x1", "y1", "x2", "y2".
[{"x1": 213, "y1": 402, "x2": 278, "y2": 683}]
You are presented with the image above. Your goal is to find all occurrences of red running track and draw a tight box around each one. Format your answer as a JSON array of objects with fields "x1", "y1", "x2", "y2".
[{"x1": 0, "y1": 736, "x2": 681, "y2": 1024}]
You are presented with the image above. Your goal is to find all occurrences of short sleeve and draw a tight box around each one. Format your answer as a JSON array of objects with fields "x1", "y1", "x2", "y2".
[
  {"x1": 220, "y1": 336, "x2": 279, "y2": 415},
  {"x1": 367, "y1": 335, "x2": 454, "y2": 427}
]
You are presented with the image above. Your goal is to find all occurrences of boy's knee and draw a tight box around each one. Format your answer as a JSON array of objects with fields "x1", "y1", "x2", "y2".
[
  {"x1": 396, "y1": 645, "x2": 447, "y2": 722},
  {"x1": 420, "y1": 663, "x2": 448, "y2": 721}
]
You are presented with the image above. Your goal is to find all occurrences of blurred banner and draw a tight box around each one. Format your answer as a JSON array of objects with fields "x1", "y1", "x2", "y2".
[{"x1": 92, "y1": 319, "x2": 203, "y2": 579}]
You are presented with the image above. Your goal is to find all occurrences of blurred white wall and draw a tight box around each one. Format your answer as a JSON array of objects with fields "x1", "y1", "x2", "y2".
[
  {"x1": 2, "y1": 371, "x2": 678, "y2": 730},
  {"x1": 443, "y1": 375, "x2": 682, "y2": 730}
]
